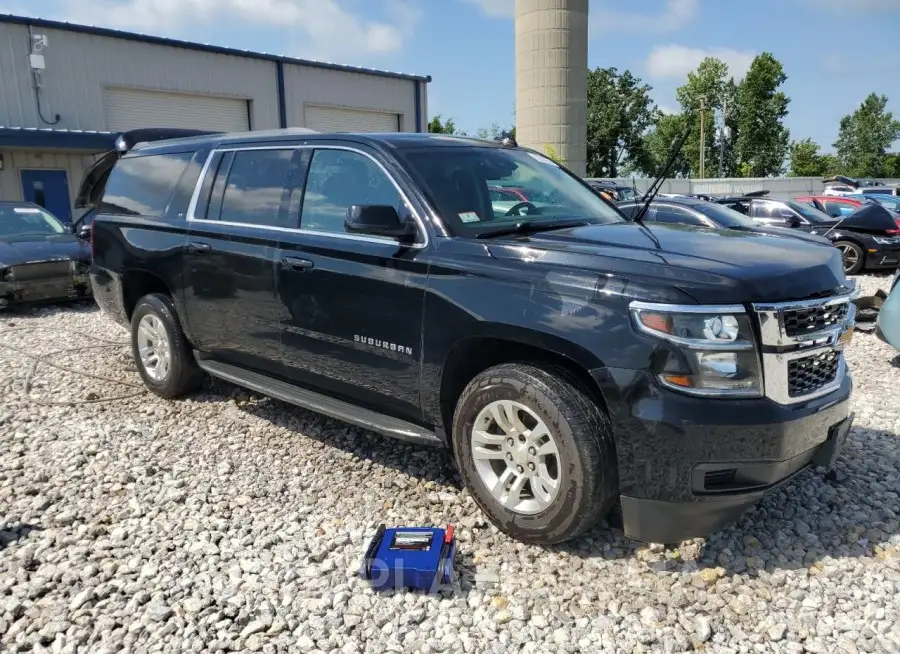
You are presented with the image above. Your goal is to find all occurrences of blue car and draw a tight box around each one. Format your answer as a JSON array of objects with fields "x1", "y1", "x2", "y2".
[
  {"x1": 844, "y1": 193, "x2": 900, "y2": 214},
  {"x1": 876, "y1": 267, "x2": 900, "y2": 352}
]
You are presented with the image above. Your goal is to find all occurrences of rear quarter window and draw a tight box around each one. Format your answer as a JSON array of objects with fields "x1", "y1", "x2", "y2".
[{"x1": 100, "y1": 151, "x2": 195, "y2": 217}]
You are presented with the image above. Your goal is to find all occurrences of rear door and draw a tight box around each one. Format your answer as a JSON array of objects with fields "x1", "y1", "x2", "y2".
[
  {"x1": 182, "y1": 145, "x2": 305, "y2": 373},
  {"x1": 273, "y1": 142, "x2": 430, "y2": 421}
]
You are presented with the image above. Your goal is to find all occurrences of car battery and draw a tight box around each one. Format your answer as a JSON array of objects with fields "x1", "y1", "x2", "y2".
[{"x1": 360, "y1": 524, "x2": 455, "y2": 592}]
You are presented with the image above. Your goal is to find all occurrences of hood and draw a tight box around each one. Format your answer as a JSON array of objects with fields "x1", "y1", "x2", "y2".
[
  {"x1": 486, "y1": 222, "x2": 848, "y2": 304},
  {"x1": 0, "y1": 234, "x2": 90, "y2": 267},
  {"x1": 741, "y1": 224, "x2": 833, "y2": 246}
]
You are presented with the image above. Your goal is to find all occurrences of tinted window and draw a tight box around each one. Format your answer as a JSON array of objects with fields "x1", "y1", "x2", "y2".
[
  {"x1": 101, "y1": 152, "x2": 193, "y2": 216},
  {"x1": 212, "y1": 149, "x2": 297, "y2": 227},
  {"x1": 750, "y1": 201, "x2": 796, "y2": 219},
  {"x1": 300, "y1": 149, "x2": 404, "y2": 235},
  {"x1": 694, "y1": 203, "x2": 757, "y2": 228},
  {"x1": 784, "y1": 200, "x2": 836, "y2": 223},
  {"x1": 652, "y1": 205, "x2": 706, "y2": 226}
]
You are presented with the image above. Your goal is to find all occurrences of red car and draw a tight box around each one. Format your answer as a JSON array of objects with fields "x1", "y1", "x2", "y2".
[{"x1": 795, "y1": 195, "x2": 864, "y2": 218}]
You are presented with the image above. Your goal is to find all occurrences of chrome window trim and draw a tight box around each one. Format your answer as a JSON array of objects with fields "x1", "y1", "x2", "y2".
[
  {"x1": 184, "y1": 144, "x2": 429, "y2": 249},
  {"x1": 629, "y1": 301, "x2": 747, "y2": 314}
]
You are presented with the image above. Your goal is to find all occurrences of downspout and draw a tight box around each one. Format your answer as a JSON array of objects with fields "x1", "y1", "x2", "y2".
[
  {"x1": 414, "y1": 80, "x2": 422, "y2": 133},
  {"x1": 275, "y1": 61, "x2": 287, "y2": 128}
]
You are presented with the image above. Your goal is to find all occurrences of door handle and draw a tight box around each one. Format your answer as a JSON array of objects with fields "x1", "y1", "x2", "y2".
[
  {"x1": 281, "y1": 256, "x2": 314, "y2": 271},
  {"x1": 187, "y1": 242, "x2": 211, "y2": 255}
]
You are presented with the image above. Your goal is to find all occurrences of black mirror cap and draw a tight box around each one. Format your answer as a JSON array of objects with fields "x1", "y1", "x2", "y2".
[{"x1": 345, "y1": 205, "x2": 416, "y2": 241}]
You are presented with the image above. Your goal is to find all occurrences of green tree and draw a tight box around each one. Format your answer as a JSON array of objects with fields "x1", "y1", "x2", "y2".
[
  {"x1": 675, "y1": 57, "x2": 731, "y2": 177},
  {"x1": 641, "y1": 112, "x2": 692, "y2": 178},
  {"x1": 585, "y1": 67, "x2": 660, "y2": 178},
  {"x1": 833, "y1": 93, "x2": 900, "y2": 177},
  {"x1": 428, "y1": 114, "x2": 462, "y2": 134},
  {"x1": 733, "y1": 53, "x2": 790, "y2": 177},
  {"x1": 789, "y1": 138, "x2": 828, "y2": 176}
]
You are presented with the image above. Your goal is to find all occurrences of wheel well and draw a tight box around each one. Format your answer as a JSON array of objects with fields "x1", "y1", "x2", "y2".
[
  {"x1": 122, "y1": 270, "x2": 171, "y2": 320},
  {"x1": 439, "y1": 337, "x2": 609, "y2": 441}
]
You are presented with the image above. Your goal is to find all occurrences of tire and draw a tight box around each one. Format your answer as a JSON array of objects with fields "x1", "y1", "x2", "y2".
[
  {"x1": 835, "y1": 240, "x2": 864, "y2": 275},
  {"x1": 130, "y1": 293, "x2": 203, "y2": 398},
  {"x1": 451, "y1": 363, "x2": 617, "y2": 545}
]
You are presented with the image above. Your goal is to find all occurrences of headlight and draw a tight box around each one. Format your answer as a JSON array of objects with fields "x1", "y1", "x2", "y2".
[
  {"x1": 630, "y1": 302, "x2": 762, "y2": 397},
  {"x1": 873, "y1": 236, "x2": 900, "y2": 245}
]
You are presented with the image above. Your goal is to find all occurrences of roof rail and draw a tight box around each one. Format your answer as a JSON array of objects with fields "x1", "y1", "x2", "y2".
[{"x1": 115, "y1": 128, "x2": 224, "y2": 153}]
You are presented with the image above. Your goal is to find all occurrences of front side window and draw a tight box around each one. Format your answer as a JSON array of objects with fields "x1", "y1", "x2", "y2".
[
  {"x1": 401, "y1": 146, "x2": 625, "y2": 236},
  {"x1": 0, "y1": 205, "x2": 67, "y2": 237},
  {"x1": 101, "y1": 151, "x2": 194, "y2": 216},
  {"x1": 695, "y1": 203, "x2": 758, "y2": 228},
  {"x1": 217, "y1": 149, "x2": 297, "y2": 228},
  {"x1": 300, "y1": 149, "x2": 404, "y2": 235}
]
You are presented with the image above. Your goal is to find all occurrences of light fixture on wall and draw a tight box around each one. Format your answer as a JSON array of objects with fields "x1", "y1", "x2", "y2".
[{"x1": 28, "y1": 29, "x2": 60, "y2": 125}]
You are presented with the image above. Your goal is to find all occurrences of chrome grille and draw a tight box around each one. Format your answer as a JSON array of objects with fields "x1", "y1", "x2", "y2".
[
  {"x1": 752, "y1": 281, "x2": 857, "y2": 405},
  {"x1": 787, "y1": 350, "x2": 839, "y2": 397},
  {"x1": 782, "y1": 303, "x2": 849, "y2": 338}
]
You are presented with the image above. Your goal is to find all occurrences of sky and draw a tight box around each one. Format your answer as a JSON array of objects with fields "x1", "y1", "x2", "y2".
[{"x1": 8, "y1": 0, "x2": 900, "y2": 152}]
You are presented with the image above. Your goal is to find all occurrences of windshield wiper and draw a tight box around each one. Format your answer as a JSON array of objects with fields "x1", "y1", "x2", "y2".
[{"x1": 476, "y1": 219, "x2": 591, "y2": 239}]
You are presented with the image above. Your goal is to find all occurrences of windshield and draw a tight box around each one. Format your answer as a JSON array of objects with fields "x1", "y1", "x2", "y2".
[
  {"x1": 693, "y1": 202, "x2": 758, "y2": 228},
  {"x1": 617, "y1": 187, "x2": 637, "y2": 201},
  {"x1": 785, "y1": 200, "x2": 838, "y2": 223},
  {"x1": 401, "y1": 146, "x2": 625, "y2": 235},
  {"x1": 0, "y1": 205, "x2": 67, "y2": 237}
]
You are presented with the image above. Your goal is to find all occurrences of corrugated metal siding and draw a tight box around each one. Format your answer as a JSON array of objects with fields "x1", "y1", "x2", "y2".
[
  {"x1": 0, "y1": 22, "x2": 279, "y2": 131},
  {"x1": 0, "y1": 149, "x2": 93, "y2": 208},
  {"x1": 283, "y1": 65, "x2": 418, "y2": 132},
  {"x1": 103, "y1": 87, "x2": 250, "y2": 132},
  {"x1": 304, "y1": 106, "x2": 399, "y2": 133}
]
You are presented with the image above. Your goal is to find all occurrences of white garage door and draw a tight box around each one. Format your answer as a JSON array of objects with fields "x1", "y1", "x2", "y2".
[
  {"x1": 104, "y1": 87, "x2": 250, "y2": 133},
  {"x1": 305, "y1": 105, "x2": 400, "y2": 133}
]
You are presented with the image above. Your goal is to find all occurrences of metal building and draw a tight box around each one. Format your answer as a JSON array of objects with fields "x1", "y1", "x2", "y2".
[
  {"x1": 515, "y1": 0, "x2": 588, "y2": 176},
  {"x1": 0, "y1": 14, "x2": 430, "y2": 224}
]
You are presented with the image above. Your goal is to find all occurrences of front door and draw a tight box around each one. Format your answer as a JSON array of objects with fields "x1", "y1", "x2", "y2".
[
  {"x1": 183, "y1": 147, "x2": 304, "y2": 373},
  {"x1": 20, "y1": 169, "x2": 72, "y2": 224},
  {"x1": 274, "y1": 145, "x2": 429, "y2": 422}
]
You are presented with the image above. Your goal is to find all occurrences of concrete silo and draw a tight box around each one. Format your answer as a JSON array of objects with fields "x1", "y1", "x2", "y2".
[{"x1": 515, "y1": 0, "x2": 588, "y2": 176}]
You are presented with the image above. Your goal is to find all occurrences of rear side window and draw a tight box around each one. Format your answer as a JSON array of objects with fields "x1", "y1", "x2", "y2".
[
  {"x1": 652, "y1": 205, "x2": 706, "y2": 226},
  {"x1": 214, "y1": 149, "x2": 297, "y2": 228},
  {"x1": 101, "y1": 152, "x2": 194, "y2": 216}
]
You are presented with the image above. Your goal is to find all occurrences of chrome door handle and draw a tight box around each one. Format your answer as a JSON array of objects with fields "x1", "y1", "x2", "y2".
[{"x1": 281, "y1": 256, "x2": 314, "y2": 271}]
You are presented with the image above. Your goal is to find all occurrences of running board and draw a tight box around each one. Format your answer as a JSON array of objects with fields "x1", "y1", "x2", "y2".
[{"x1": 196, "y1": 358, "x2": 442, "y2": 447}]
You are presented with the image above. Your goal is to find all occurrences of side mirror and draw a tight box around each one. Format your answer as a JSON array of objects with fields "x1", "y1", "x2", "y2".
[
  {"x1": 74, "y1": 223, "x2": 91, "y2": 239},
  {"x1": 344, "y1": 205, "x2": 416, "y2": 241}
]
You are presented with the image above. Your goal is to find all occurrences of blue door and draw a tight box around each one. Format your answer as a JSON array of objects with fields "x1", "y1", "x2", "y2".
[{"x1": 20, "y1": 169, "x2": 72, "y2": 225}]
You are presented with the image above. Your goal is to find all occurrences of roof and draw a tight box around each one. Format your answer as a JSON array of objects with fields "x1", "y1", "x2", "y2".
[
  {"x1": 0, "y1": 13, "x2": 431, "y2": 84},
  {"x1": 131, "y1": 130, "x2": 510, "y2": 155},
  {"x1": 0, "y1": 126, "x2": 118, "y2": 150}
]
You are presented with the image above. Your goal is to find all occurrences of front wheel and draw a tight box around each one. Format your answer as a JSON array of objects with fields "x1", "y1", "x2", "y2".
[
  {"x1": 835, "y1": 240, "x2": 864, "y2": 275},
  {"x1": 452, "y1": 363, "x2": 618, "y2": 545}
]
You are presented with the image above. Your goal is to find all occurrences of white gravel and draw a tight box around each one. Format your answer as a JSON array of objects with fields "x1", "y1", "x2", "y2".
[{"x1": 1, "y1": 273, "x2": 899, "y2": 654}]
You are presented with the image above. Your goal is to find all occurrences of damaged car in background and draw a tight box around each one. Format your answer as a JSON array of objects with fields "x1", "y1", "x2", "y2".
[{"x1": 0, "y1": 201, "x2": 91, "y2": 309}]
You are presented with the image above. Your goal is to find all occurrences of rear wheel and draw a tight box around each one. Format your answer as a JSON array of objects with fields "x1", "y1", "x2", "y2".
[
  {"x1": 452, "y1": 363, "x2": 617, "y2": 545},
  {"x1": 130, "y1": 293, "x2": 204, "y2": 398},
  {"x1": 835, "y1": 240, "x2": 864, "y2": 274}
]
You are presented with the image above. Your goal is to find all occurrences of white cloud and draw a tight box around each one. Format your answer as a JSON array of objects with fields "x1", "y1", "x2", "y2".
[
  {"x1": 462, "y1": 0, "x2": 514, "y2": 18},
  {"x1": 645, "y1": 45, "x2": 756, "y2": 80},
  {"x1": 59, "y1": 0, "x2": 422, "y2": 60},
  {"x1": 592, "y1": 0, "x2": 699, "y2": 34}
]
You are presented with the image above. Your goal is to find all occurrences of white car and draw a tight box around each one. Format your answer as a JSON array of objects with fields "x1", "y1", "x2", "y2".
[{"x1": 822, "y1": 184, "x2": 856, "y2": 196}]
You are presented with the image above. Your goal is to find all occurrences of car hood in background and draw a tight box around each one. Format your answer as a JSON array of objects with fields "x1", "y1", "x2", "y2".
[{"x1": 0, "y1": 234, "x2": 90, "y2": 267}]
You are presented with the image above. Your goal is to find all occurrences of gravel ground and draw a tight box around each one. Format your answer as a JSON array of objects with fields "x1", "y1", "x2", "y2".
[{"x1": 1, "y1": 273, "x2": 899, "y2": 654}]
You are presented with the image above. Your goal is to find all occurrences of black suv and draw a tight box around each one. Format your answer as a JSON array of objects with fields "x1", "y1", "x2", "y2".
[{"x1": 79, "y1": 128, "x2": 858, "y2": 545}]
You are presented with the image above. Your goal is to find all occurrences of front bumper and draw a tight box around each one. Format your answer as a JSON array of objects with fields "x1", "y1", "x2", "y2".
[
  {"x1": 866, "y1": 244, "x2": 900, "y2": 270},
  {"x1": 0, "y1": 266, "x2": 92, "y2": 308},
  {"x1": 593, "y1": 367, "x2": 853, "y2": 543}
]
